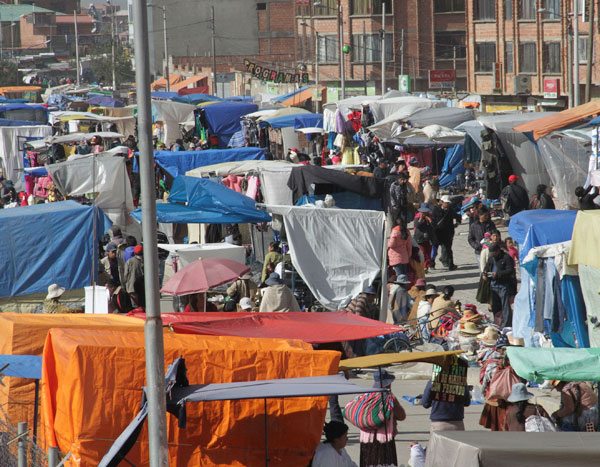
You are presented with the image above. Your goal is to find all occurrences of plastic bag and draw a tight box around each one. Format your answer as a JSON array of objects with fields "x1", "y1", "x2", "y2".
[{"x1": 525, "y1": 415, "x2": 557, "y2": 432}]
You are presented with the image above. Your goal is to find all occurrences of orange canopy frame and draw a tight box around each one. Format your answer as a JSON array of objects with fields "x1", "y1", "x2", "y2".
[
  {"x1": 513, "y1": 100, "x2": 600, "y2": 141},
  {"x1": 150, "y1": 74, "x2": 184, "y2": 91},
  {"x1": 41, "y1": 328, "x2": 340, "y2": 466},
  {"x1": 172, "y1": 74, "x2": 209, "y2": 92}
]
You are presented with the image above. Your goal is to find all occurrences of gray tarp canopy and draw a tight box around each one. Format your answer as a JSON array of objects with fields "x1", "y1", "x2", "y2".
[
  {"x1": 406, "y1": 107, "x2": 476, "y2": 129},
  {"x1": 426, "y1": 431, "x2": 600, "y2": 467},
  {"x1": 173, "y1": 374, "x2": 383, "y2": 403}
]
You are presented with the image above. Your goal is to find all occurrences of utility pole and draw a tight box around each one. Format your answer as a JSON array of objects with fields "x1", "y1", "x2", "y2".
[
  {"x1": 210, "y1": 5, "x2": 217, "y2": 96},
  {"x1": 162, "y1": 5, "x2": 169, "y2": 91},
  {"x1": 400, "y1": 28, "x2": 404, "y2": 77},
  {"x1": 338, "y1": 3, "x2": 345, "y2": 99},
  {"x1": 111, "y1": 6, "x2": 117, "y2": 91},
  {"x1": 452, "y1": 45, "x2": 457, "y2": 94},
  {"x1": 585, "y1": 0, "x2": 594, "y2": 103},
  {"x1": 567, "y1": 22, "x2": 573, "y2": 108},
  {"x1": 362, "y1": 20, "x2": 367, "y2": 95},
  {"x1": 0, "y1": 12, "x2": 3, "y2": 61},
  {"x1": 132, "y1": 0, "x2": 168, "y2": 464},
  {"x1": 381, "y1": 1, "x2": 386, "y2": 95},
  {"x1": 74, "y1": 10, "x2": 80, "y2": 86},
  {"x1": 315, "y1": 31, "x2": 320, "y2": 112},
  {"x1": 573, "y1": 0, "x2": 580, "y2": 106}
]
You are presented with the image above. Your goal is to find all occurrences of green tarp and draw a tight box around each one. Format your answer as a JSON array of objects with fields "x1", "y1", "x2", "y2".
[{"x1": 507, "y1": 347, "x2": 600, "y2": 383}]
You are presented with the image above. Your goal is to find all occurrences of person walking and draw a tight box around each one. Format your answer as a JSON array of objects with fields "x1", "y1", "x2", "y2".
[
  {"x1": 421, "y1": 377, "x2": 471, "y2": 431},
  {"x1": 483, "y1": 244, "x2": 516, "y2": 328},
  {"x1": 433, "y1": 195, "x2": 461, "y2": 271},
  {"x1": 468, "y1": 207, "x2": 496, "y2": 264},
  {"x1": 387, "y1": 220, "x2": 412, "y2": 276},
  {"x1": 414, "y1": 204, "x2": 436, "y2": 270},
  {"x1": 529, "y1": 184, "x2": 555, "y2": 210},
  {"x1": 389, "y1": 171, "x2": 416, "y2": 226},
  {"x1": 359, "y1": 370, "x2": 406, "y2": 467},
  {"x1": 124, "y1": 245, "x2": 145, "y2": 308},
  {"x1": 501, "y1": 175, "x2": 529, "y2": 223}
]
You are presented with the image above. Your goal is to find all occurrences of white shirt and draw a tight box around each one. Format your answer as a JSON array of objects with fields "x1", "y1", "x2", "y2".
[
  {"x1": 312, "y1": 443, "x2": 357, "y2": 467},
  {"x1": 417, "y1": 299, "x2": 432, "y2": 321}
]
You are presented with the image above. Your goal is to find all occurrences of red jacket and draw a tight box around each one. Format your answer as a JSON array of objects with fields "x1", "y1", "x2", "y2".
[{"x1": 388, "y1": 226, "x2": 413, "y2": 266}]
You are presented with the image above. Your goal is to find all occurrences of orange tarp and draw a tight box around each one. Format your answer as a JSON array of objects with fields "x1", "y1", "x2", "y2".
[
  {"x1": 513, "y1": 100, "x2": 600, "y2": 141},
  {"x1": 171, "y1": 74, "x2": 208, "y2": 92},
  {"x1": 0, "y1": 313, "x2": 142, "y2": 441},
  {"x1": 150, "y1": 74, "x2": 184, "y2": 91},
  {"x1": 41, "y1": 328, "x2": 340, "y2": 466}
]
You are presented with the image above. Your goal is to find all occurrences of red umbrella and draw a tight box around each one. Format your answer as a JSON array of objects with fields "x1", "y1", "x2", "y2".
[{"x1": 160, "y1": 257, "x2": 250, "y2": 296}]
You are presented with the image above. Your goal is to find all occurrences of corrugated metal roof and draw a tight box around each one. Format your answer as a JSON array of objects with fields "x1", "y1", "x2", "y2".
[{"x1": 0, "y1": 5, "x2": 57, "y2": 22}]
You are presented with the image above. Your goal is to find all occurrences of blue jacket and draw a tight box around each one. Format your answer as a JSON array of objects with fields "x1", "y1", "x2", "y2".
[{"x1": 421, "y1": 380, "x2": 471, "y2": 422}]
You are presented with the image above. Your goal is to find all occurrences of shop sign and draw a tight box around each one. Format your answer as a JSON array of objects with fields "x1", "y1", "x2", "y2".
[
  {"x1": 244, "y1": 59, "x2": 309, "y2": 84},
  {"x1": 543, "y1": 78, "x2": 560, "y2": 99},
  {"x1": 428, "y1": 69, "x2": 455, "y2": 89}
]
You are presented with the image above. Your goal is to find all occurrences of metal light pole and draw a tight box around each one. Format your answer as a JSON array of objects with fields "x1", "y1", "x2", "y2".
[
  {"x1": 585, "y1": 0, "x2": 594, "y2": 103},
  {"x1": 74, "y1": 10, "x2": 80, "y2": 86},
  {"x1": 111, "y1": 7, "x2": 117, "y2": 91},
  {"x1": 381, "y1": 1, "x2": 386, "y2": 95},
  {"x1": 211, "y1": 6, "x2": 217, "y2": 96},
  {"x1": 338, "y1": 2, "x2": 345, "y2": 99},
  {"x1": 161, "y1": 5, "x2": 169, "y2": 91},
  {"x1": 315, "y1": 31, "x2": 320, "y2": 112},
  {"x1": 132, "y1": 0, "x2": 168, "y2": 464},
  {"x1": 573, "y1": 0, "x2": 580, "y2": 106}
]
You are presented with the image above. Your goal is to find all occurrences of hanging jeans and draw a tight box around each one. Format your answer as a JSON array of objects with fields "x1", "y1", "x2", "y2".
[{"x1": 491, "y1": 283, "x2": 512, "y2": 328}]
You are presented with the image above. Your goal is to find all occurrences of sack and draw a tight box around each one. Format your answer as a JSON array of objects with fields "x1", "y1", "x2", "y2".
[
  {"x1": 344, "y1": 391, "x2": 393, "y2": 431},
  {"x1": 476, "y1": 275, "x2": 492, "y2": 304},
  {"x1": 525, "y1": 415, "x2": 557, "y2": 432},
  {"x1": 486, "y1": 366, "x2": 520, "y2": 401}
]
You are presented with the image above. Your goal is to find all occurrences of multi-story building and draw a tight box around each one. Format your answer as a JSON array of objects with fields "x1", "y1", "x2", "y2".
[
  {"x1": 294, "y1": 0, "x2": 468, "y2": 98},
  {"x1": 465, "y1": 0, "x2": 597, "y2": 111}
]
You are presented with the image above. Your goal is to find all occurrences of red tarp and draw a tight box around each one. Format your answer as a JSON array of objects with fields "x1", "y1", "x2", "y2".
[{"x1": 142, "y1": 311, "x2": 402, "y2": 344}]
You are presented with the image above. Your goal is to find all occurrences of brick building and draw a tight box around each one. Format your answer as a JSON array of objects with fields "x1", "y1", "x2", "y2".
[
  {"x1": 294, "y1": 0, "x2": 468, "y2": 97},
  {"x1": 465, "y1": 0, "x2": 598, "y2": 110}
]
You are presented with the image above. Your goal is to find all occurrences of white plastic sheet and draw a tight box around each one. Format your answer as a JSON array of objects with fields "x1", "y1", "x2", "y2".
[
  {"x1": 268, "y1": 206, "x2": 385, "y2": 310},
  {"x1": 151, "y1": 99, "x2": 196, "y2": 146}
]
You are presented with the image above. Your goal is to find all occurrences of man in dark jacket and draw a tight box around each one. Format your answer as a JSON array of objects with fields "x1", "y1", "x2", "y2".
[
  {"x1": 389, "y1": 172, "x2": 415, "y2": 225},
  {"x1": 501, "y1": 174, "x2": 529, "y2": 221},
  {"x1": 422, "y1": 379, "x2": 471, "y2": 431},
  {"x1": 484, "y1": 244, "x2": 516, "y2": 328},
  {"x1": 468, "y1": 207, "x2": 496, "y2": 260},
  {"x1": 433, "y1": 195, "x2": 461, "y2": 271}
]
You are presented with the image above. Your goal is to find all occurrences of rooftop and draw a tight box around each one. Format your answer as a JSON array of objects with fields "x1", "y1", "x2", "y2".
[{"x1": 0, "y1": 4, "x2": 57, "y2": 22}]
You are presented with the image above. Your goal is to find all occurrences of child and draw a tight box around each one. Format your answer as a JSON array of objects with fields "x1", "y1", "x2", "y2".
[{"x1": 505, "y1": 237, "x2": 519, "y2": 263}]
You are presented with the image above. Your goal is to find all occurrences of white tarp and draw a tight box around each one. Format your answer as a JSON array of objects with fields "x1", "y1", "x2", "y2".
[
  {"x1": 392, "y1": 124, "x2": 465, "y2": 144},
  {"x1": 151, "y1": 99, "x2": 196, "y2": 146},
  {"x1": 186, "y1": 160, "x2": 296, "y2": 177},
  {"x1": 259, "y1": 167, "x2": 296, "y2": 206},
  {"x1": 46, "y1": 153, "x2": 134, "y2": 225},
  {"x1": 267, "y1": 206, "x2": 385, "y2": 310},
  {"x1": 0, "y1": 125, "x2": 52, "y2": 191},
  {"x1": 158, "y1": 243, "x2": 246, "y2": 267},
  {"x1": 369, "y1": 96, "x2": 435, "y2": 123}
]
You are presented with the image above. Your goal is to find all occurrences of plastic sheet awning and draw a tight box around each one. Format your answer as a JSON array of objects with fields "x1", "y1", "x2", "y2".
[
  {"x1": 201, "y1": 102, "x2": 258, "y2": 147},
  {"x1": 508, "y1": 209, "x2": 577, "y2": 262},
  {"x1": 131, "y1": 175, "x2": 271, "y2": 224},
  {"x1": 507, "y1": 347, "x2": 600, "y2": 382},
  {"x1": 170, "y1": 311, "x2": 401, "y2": 344},
  {"x1": 405, "y1": 107, "x2": 475, "y2": 129},
  {"x1": 339, "y1": 350, "x2": 464, "y2": 370},
  {"x1": 0, "y1": 355, "x2": 42, "y2": 379},
  {"x1": 153, "y1": 147, "x2": 265, "y2": 178},
  {"x1": 261, "y1": 112, "x2": 323, "y2": 129},
  {"x1": 173, "y1": 374, "x2": 383, "y2": 404}
]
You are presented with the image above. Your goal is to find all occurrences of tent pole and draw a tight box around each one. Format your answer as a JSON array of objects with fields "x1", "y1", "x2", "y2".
[
  {"x1": 378, "y1": 366, "x2": 390, "y2": 443},
  {"x1": 33, "y1": 379, "x2": 39, "y2": 442},
  {"x1": 264, "y1": 398, "x2": 269, "y2": 467},
  {"x1": 379, "y1": 217, "x2": 389, "y2": 322}
]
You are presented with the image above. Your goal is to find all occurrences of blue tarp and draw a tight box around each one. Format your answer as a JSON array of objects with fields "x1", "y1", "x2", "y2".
[
  {"x1": 508, "y1": 209, "x2": 577, "y2": 262},
  {"x1": 261, "y1": 113, "x2": 323, "y2": 129},
  {"x1": 201, "y1": 102, "x2": 258, "y2": 147},
  {"x1": 0, "y1": 355, "x2": 42, "y2": 379},
  {"x1": 226, "y1": 96, "x2": 254, "y2": 102},
  {"x1": 0, "y1": 104, "x2": 45, "y2": 112},
  {"x1": 173, "y1": 93, "x2": 222, "y2": 105},
  {"x1": 153, "y1": 147, "x2": 265, "y2": 178},
  {"x1": 0, "y1": 97, "x2": 28, "y2": 104},
  {"x1": 87, "y1": 95, "x2": 125, "y2": 107},
  {"x1": 0, "y1": 118, "x2": 44, "y2": 126},
  {"x1": 438, "y1": 145, "x2": 465, "y2": 187},
  {"x1": 151, "y1": 91, "x2": 178, "y2": 100},
  {"x1": 272, "y1": 86, "x2": 310, "y2": 103},
  {"x1": 0, "y1": 201, "x2": 111, "y2": 297},
  {"x1": 131, "y1": 176, "x2": 271, "y2": 224}
]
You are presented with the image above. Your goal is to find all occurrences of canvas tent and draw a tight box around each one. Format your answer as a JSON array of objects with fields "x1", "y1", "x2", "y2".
[
  {"x1": 0, "y1": 202, "x2": 111, "y2": 298},
  {"x1": 153, "y1": 147, "x2": 265, "y2": 178},
  {"x1": 41, "y1": 328, "x2": 340, "y2": 466},
  {"x1": 405, "y1": 107, "x2": 475, "y2": 129},
  {"x1": 131, "y1": 175, "x2": 271, "y2": 224},
  {"x1": 199, "y1": 102, "x2": 258, "y2": 147},
  {"x1": 186, "y1": 160, "x2": 294, "y2": 178},
  {"x1": 151, "y1": 99, "x2": 196, "y2": 146}
]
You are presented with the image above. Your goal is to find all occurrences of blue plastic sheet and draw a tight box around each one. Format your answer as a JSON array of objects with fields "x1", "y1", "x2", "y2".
[
  {"x1": 508, "y1": 209, "x2": 577, "y2": 262},
  {"x1": 151, "y1": 91, "x2": 178, "y2": 100},
  {"x1": 131, "y1": 176, "x2": 271, "y2": 224},
  {"x1": 271, "y1": 86, "x2": 310, "y2": 103},
  {"x1": 0, "y1": 201, "x2": 112, "y2": 297},
  {"x1": 560, "y1": 275, "x2": 590, "y2": 348},
  {"x1": 0, "y1": 355, "x2": 42, "y2": 379},
  {"x1": 153, "y1": 147, "x2": 265, "y2": 177},
  {"x1": 201, "y1": 102, "x2": 258, "y2": 147},
  {"x1": 438, "y1": 145, "x2": 465, "y2": 187},
  {"x1": 172, "y1": 94, "x2": 222, "y2": 105},
  {"x1": 261, "y1": 113, "x2": 323, "y2": 129},
  {"x1": 87, "y1": 96, "x2": 124, "y2": 107}
]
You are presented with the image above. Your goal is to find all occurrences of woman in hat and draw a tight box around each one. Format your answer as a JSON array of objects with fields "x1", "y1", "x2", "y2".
[
  {"x1": 359, "y1": 370, "x2": 406, "y2": 467},
  {"x1": 504, "y1": 383, "x2": 550, "y2": 431},
  {"x1": 387, "y1": 274, "x2": 412, "y2": 324},
  {"x1": 551, "y1": 380, "x2": 599, "y2": 431},
  {"x1": 413, "y1": 205, "x2": 436, "y2": 270},
  {"x1": 417, "y1": 287, "x2": 439, "y2": 341},
  {"x1": 312, "y1": 421, "x2": 357, "y2": 467},
  {"x1": 388, "y1": 219, "x2": 412, "y2": 277},
  {"x1": 225, "y1": 272, "x2": 257, "y2": 311},
  {"x1": 429, "y1": 285, "x2": 455, "y2": 330}
]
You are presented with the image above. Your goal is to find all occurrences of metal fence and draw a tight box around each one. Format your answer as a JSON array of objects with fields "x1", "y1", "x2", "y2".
[{"x1": 0, "y1": 406, "x2": 48, "y2": 467}]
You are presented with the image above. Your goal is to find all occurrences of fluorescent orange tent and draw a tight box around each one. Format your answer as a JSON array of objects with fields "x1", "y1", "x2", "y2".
[
  {"x1": 41, "y1": 328, "x2": 340, "y2": 466},
  {"x1": 513, "y1": 100, "x2": 600, "y2": 141},
  {"x1": 0, "y1": 313, "x2": 142, "y2": 442}
]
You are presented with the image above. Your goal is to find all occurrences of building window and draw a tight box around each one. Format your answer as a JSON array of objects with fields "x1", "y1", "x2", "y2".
[
  {"x1": 434, "y1": 0, "x2": 465, "y2": 12},
  {"x1": 519, "y1": 0, "x2": 536, "y2": 20},
  {"x1": 474, "y1": 0, "x2": 496, "y2": 20},
  {"x1": 540, "y1": 0, "x2": 560, "y2": 19},
  {"x1": 313, "y1": 0, "x2": 338, "y2": 16},
  {"x1": 519, "y1": 42, "x2": 537, "y2": 73},
  {"x1": 351, "y1": 33, "x2": 393, "y2": 62},
  {"x1": 543, "y1": 42, "x2": 561, "y2": 73},
  {"x1": 475, "y1": 42, "x2": 496, "y2": 72},
  {"x1": 434, "y1": 31, "x2": 466, "y2": 59},
  {"x1": 504, "y1": 0, "x2": 512, "y2": 19},
  {"x1": 579, "y1": 36, "x2": 589, "y2": 63},
  {"x1": 317, "y1": 35, "x2": 339, "y2": 63},
  {"x1": 505, "y1": 41, "x2": 514, "y2": 73},
  {"x1": 351, "y1": 0, "x2": 393, "y2": 15}
]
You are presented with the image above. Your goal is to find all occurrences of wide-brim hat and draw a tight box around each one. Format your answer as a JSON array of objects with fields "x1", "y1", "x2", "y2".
[
  {"x1": 460, "y1": 309, "x2": 482, "y2": 323},
  {"x1": 373, "y1": 369, "x2": 395, "y2": 388},
  {"x1": 364, "y1": 286, "x2": 378, "y2": 295},
  {"x1": 508, "y1": 335, "x2": 525, "y2": 347},
  {"x1": 46, "y1": 283, "x2": 65, "y2": 300},
  {"x1": 506, "y1": 383, "x2": 534, "y2": 403},
  {"x1": 424, "y1": 287, "x2": 438, "y2": 298},
  {"x1": 394, "y1": 274, "x2": 411, "y2": 285},
  {"x1": 415, "y1": 278, "x2": 426, "y2": 287},
  {"x1": 440, "y1": 195, "x2": 451, "y2": 204},
  {"x1": 265, "y1": 272, "x2": 283, "y2": 286},
  {"x1": 418, "y1": 203, "x2": 432, "y2": 213},
  {"x1": 461, "y1": 321, "x2": 483, "y2": 335},
  {"x1": 477, "y1": 326, "x2": 500, "y2": 346}
]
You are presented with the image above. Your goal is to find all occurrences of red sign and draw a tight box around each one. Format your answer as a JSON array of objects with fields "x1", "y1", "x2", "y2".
[
  {"x1": 494, "y1": 63, "x2": 502, "y2": 90},
  {"x1": 429, "y1": 69, "x2": 456, "y2": 89},
  {"x1": 543, "y1": 78, "x2": 560, "y2": 99}
]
